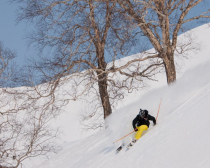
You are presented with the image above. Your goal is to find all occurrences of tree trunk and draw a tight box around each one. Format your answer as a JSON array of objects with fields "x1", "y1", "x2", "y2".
[
  {"x1": 97, "y1": 71, "x2": 112, "y2": 119},
  {"x1": 96, "y1": 49, "x2": 112, "y2": 119},
  {"x1": 162, "y1": 53, "x2": 176, "y2": 84}
]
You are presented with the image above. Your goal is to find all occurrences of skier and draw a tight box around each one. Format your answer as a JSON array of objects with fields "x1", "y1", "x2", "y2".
[
  {"x1": 116, "y1": 109, "x2": 156, "y2": 153},
  {"x1": 128, "y1": 109, "x2": 156, "y2": 147}
]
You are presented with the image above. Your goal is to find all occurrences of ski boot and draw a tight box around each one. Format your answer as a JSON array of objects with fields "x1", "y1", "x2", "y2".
[{"x1": 127, "y1": 139, "x2": 137, "y2": 148}]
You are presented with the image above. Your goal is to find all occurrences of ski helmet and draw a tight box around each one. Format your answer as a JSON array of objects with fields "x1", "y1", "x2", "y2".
[{"x1": 139, "y1": 109, "x2": 146, "y2": 118}]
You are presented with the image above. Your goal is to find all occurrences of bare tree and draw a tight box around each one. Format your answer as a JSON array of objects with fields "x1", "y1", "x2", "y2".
[
  {"x1": 115, "y1": 0, "x2": 210, "y2": 84},
  {"x1": 0, "y1": 42, "x2": 61, "y2": 168},
  {"x1": 12, "y1": 0, "x2": 163, "y2": 121},
  {"x1": 0, "y1": 86, "x2": 62, "y2": 168}
]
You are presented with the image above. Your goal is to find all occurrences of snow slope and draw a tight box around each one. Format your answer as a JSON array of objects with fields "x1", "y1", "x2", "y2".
[
  {"x1": 37, "y1": 24, "x2": 210, "y2": 168},
  {"x1": 42, "y1": 23, "x2": 210, "y2": 144}
]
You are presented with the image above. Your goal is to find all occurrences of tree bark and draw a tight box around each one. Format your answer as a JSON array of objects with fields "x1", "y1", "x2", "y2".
[
  {"x1": 162, "y1": 53, "x2": 176, "y2": 84},
  {"x1": 97, "y1": 71, "x2": 112, "y2": 119},
  {"x1": 96, "y1": 51, "x2": 112, "y2": 119},
  {"x1": 89, "y1": 0, "x2": 113, "y2": 119}
]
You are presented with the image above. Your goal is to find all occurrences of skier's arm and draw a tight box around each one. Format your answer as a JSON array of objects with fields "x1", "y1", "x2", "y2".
[
  {"x1": 132, "y1": 116, "x2": 138, "y2": 130},
  {"x1": 148, "y1": 114, "x2": 156, "y2": 125}
]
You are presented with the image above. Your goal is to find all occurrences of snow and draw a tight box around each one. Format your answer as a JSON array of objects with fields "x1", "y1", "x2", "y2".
[{"x1": 26, "y1": 23, "x2": 210, "y2": 167}]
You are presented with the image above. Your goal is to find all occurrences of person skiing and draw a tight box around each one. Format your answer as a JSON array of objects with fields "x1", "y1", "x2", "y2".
[
  {"x1": 128, "y1": 109, "x2": 156, "y2": 147},
  {"x1": 116, "y1": 109, "x2": 156, "y2": 153}
]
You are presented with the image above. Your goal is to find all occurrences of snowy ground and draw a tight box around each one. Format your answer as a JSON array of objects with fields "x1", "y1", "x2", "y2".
[{"x1": 26, "y1": 23, "x2": 210, "y2": 168}]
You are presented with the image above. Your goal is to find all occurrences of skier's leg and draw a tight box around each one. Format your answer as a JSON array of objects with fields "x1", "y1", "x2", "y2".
[
  {"x1": 135, "y1": 125, "x2": 148, "y2": 140},
  {"x1": 127, "y1": 125, "x2": 149, "y2": 148}
]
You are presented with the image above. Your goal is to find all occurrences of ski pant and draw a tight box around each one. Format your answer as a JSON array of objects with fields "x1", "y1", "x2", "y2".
[{"x1": 135, "y1": 125, "x2": 148, "y2": 140}]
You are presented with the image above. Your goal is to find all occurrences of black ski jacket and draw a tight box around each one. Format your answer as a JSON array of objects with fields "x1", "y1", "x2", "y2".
[{"x1": 132, "y1": 112, "x2": 156, "y2": 130}]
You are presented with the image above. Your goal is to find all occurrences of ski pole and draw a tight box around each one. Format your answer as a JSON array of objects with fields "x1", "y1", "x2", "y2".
[
  {"x1": 156, "y1": 98, "x2": 162, "y2": 122},
  {"x1": 113, "y1": 128, "x2": 137, "y2": 144}
]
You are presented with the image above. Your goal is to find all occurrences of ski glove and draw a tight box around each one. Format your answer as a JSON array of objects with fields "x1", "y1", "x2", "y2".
[{"x1": 153, "y1": 120, "x2": 156, "y2": 125}]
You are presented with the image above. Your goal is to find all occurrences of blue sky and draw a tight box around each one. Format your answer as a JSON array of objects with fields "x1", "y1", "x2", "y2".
[
  {"x1": 0, "y1": 1, "x2": 210, "y2": 68},
  {"x1": 0, "y1": 1, "x2": 36, "y2": 66}
]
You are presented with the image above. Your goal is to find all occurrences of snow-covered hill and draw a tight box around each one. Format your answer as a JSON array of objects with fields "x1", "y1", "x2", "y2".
[{"x1": 32, "y1": 24, "x2": 210, "y2": 168}]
